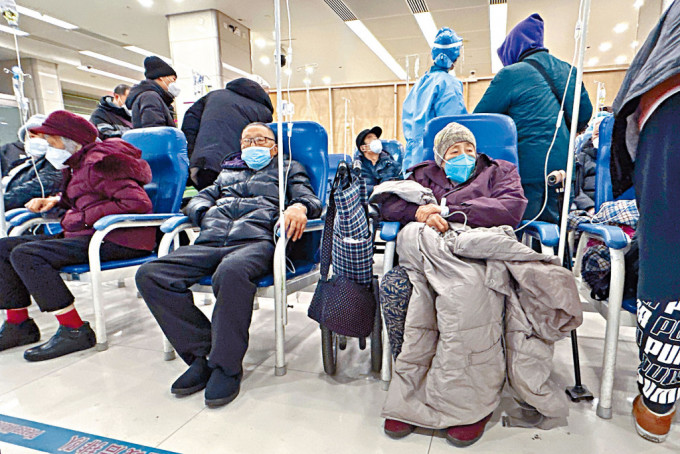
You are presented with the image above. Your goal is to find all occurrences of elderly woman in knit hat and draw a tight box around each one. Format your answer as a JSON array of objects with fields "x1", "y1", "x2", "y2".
[
  {"x1": 376, "y1": 122, "x2": 529, "y2": 446},
  {"x1": 380, "y1": 122, "x2": 527, "y2": 231}
]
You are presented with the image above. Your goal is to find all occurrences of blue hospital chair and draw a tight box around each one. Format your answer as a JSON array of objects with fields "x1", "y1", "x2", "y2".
[
  {"x1": 156, "y1": 121, "x2": 328, "y2": 376},
  {"x1": 8, "y1": 127, "x2": 189, "y2": 351},
  {"x1": 378, "y1": 113, "x2": 559, "y2": 385},
  {"x1": 381, "y1": 139, "x2": 404, "y2": 169},
  {"x1": 571, "y1": 114, "x2": 636, "y2": 419}
]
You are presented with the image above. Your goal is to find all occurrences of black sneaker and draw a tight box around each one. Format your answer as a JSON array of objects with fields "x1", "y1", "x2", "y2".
[
  {"x1": 0, "y1": 319, "x2": 40, "y2": 352},
  {"x1": 23, "y1": 322, "x2": 96, "y2": 362},
  {"x1": 204, "y1": 368, "x2": 242, "y2": 408},
  {"x1": 171, "y1": 357, "x2": 212, "y2": 396}
]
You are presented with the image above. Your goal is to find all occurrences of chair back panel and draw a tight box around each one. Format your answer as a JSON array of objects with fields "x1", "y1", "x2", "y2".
[
  {"x1": 122, "y1": 127, "x2": 189, "y2": 214},
  {"x1": 422, "y1": 114, "x2": 519, "y2": 169}
]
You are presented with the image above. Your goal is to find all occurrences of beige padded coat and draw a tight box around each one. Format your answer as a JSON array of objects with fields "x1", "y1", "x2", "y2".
[{"x1": 381, "y1": 223, "x2": 582, "y2": 429}]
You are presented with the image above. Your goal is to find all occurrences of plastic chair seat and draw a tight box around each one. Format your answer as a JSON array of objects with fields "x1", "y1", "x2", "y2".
[
  {"x1": 197, "y1": 260, "x2": 318, "y2": 288},
  {"x1": 622, "y1": 298, "x2": 637, "y2": 314},
  {"x1": 60, "y1": 254, "x2": 157, "y2": 275}
]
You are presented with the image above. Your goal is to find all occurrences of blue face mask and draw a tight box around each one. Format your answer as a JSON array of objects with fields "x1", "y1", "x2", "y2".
[
  {"x1": 444, "y1": 153, "x2": 476, "y2": 183},
  {"x1": 241, "y1": 146, "x2": 273, "y2": 171}
]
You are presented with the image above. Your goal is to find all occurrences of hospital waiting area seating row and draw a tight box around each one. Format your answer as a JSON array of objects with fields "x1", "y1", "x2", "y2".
[{"x1": 4, "y1": 114, "x2": 637, "y2": 420}]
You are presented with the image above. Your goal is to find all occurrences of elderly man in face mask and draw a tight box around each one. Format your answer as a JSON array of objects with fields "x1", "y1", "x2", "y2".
[
  {"x1": 136, "y1": 122, "x2": 322, "y2": 408},
  {"x1": 0, "y1": 110, "x2": 155, "y2": 361},
  {"x1": 354, "y1": 126, "x2": 402, "y2": 196}
]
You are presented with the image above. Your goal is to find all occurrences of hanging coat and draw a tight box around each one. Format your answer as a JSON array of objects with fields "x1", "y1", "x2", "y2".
[{"x1": 402, "y1": 66, "x2": 467, "y2": 174}]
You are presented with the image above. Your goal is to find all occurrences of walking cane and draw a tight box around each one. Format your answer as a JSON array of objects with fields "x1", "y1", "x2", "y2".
[{"x1": 548, "y1": 170, "x2": 594, "y2": 402}]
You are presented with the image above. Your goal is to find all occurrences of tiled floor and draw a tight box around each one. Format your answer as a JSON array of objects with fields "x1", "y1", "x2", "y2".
[{"x1": 0, "y1": 278, "x2": 678, "y2": 454}]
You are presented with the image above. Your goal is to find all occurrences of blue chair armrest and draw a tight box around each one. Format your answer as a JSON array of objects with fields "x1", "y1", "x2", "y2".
[
  {"x1": 9, "y1": 211, "x2": 46, "y2": 227},
  {"x1": 380, "y1": 221, "x2": 401, "y2": 241},
  {"x1": 274, "y1": 218, "x2": 325, "y2": 237},
  {"x1": 519, "y1": 220, "x2": 560, "y2": 247},
  {"x1": 93, "y1": 213, "x2": 181, "y2": 230},
  {"x1": 6, "y1": 208, "x2": 29, "y2": 222},
  {"x1": 577, "y1": 223, "x2": 630, "y2": 250},
  {"x1": 160, "y1": 215, "x2": 192, "y2": 233}
]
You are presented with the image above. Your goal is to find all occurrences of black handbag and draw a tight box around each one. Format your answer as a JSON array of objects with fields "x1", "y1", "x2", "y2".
[{"x1": 307, "y1": 163, "x2": 377, "y2": 338}]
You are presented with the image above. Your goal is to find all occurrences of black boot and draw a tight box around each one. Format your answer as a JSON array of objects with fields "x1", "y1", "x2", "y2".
[
  {"x1": 204, "y1": 368, "x2": 242, "y2": 408},
  {"x1": 0, "y1": 319, "x2": 40, "y2": 352},
  {"x1": 171, "y1": 357, "x2": 212, "y2": 396},
  {"x1": 23, "y1": 322, "x2": 96, "y2": 362}
]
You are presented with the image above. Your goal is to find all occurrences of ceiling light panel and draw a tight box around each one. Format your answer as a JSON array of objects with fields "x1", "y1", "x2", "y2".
[
  {"x1": 79, "y1": 51, "x2": 144, "y2": 73},
  {"x1": 16, "y1": 6, "x2": 78, "y2": 30},
  {"x1": 0, "y1": 24, "x2": 29, "y2": 36},
  {"x1": 324, "y1": 0, "x2": 406, "y2": 80},
  {"x1": 77, "y1": 65, "x2": 138, "y2": 84},
  {"x1": 123, "y1": 46, "x2": 172, "y2": 63}
]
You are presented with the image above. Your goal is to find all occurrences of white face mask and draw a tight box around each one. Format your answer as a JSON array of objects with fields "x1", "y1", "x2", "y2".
[
  {"x1": 592, "y1": 137, "x2": 599, "y2": 148},
  {"x1": 45, "y1": 145, "x2": 73, "y2": 170},
  {"x1": 369, "y1": 139, "x2": 382, "y2": 154},
  {"x1": 167, "y1": 82, "x2": 181, "y2": 97},
  {"x1": 25, "y1": 137, "x2": 48, "y2": 158}
]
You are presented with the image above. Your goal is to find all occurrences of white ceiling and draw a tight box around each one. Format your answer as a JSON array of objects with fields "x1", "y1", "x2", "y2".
[{"x1": 0, "y1": 0, "x2": 668, "y2": 100}]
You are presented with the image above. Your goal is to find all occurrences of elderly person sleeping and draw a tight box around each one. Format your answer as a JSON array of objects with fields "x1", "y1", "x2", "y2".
[{"x1": 372, "y1": 122, "x2": 582, "y2": 447}]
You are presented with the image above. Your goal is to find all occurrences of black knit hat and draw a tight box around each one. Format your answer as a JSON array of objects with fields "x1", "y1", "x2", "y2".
[{"x1": 144, "y1": 56, "x2": 176, "y2": 80}]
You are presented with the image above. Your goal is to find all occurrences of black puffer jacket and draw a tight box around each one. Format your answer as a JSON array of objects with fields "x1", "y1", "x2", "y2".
[
  {"x1": 4, "y1": 157, "x2": 63, "y2": 210},
  {"x1": 573, "y1": 137, "x2": 597, "y2": 211},
  {"x1": 125, "y1": 79, "x2": 175, "y2": 129},
  {"x1": 182, "y1": 78, "x2": 274, "y2": 174},
  {"x1": 0, "y1": 141, "x2": 26, "y2": 175},
  {"x1": 90, "y1": 96, "x2": 133, "y2": 139},
  {"x1": 184, "y1": 158, "x2": 321, "y2": 247}
]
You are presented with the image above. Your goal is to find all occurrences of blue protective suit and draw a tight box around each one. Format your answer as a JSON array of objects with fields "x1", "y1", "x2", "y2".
[{"x1": 401, "y1": 66, "x2": 467, "y2": 174}]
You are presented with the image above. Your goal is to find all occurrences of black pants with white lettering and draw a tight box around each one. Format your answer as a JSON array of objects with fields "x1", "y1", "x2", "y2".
[
  {"x1": 135, "y1": 241, "x2": 275, "y2": 376},
  {"x1": 635, "y1": 92, "x2": 680, "y2": 414}
]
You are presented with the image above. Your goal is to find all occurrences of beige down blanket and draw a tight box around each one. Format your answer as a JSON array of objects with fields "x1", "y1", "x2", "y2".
[{"x1": 381, "y1": 223, "x2": 582, "y2": 429}]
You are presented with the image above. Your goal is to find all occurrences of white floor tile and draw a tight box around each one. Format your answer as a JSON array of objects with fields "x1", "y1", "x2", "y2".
[
  {"x1": 1, "y1": 280, "x2": 678, "y2": 454},
  {"x1": 156, "y1": 368, "x2": 433, "y2": 454}
]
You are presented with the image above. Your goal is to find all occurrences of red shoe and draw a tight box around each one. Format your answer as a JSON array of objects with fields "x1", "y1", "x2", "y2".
[
  {"x1": 445, "y1": 413, "x2": 493, "y2": 447},
  {"x1": 384, "y1": 419, "x2": 416, "y2": 439}
]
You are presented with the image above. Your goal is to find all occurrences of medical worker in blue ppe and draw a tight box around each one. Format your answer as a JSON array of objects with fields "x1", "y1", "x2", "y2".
[{"x1": 401, "y1": 27, "x2": 467, "y2": 174}]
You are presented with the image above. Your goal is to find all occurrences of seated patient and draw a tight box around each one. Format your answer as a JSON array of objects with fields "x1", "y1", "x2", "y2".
[
  {"x1": 136, "y1": 122, "x2": 322, "y2": 408},
  {"x1": 0, "y1": 110, "x2": 155, "y2": 361},
  {"x1": 354, "y1": 126, "x2": 402, "y2": 195},
  {"x1": 378, "y1": 122, "x2": 528, "y2": 446},
  {"x1": 380, "y1": 122, "x2": 526, "y2": 230},
  {"x1": 3, "y1": 114, "x2": 63, "y2": 211}
]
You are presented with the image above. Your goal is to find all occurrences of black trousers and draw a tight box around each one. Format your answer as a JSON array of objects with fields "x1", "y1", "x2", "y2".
[
  {"x1": 135, "y1": 241, "x2": 275, "y2": 375},
  {"x1": 0, "y1": 235, "x2": 149, "y2": 313},
  {"x1": 635, "y1": 92, "x2": 680, "y2": 412}
]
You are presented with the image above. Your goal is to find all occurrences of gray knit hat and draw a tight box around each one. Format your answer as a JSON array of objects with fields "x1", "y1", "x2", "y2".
[
  {"x1": 17, "y1": 114, "x2": 47, "y2": 142},
  {"x1": 433, "y1": 122, "x2": 476, "y2": 166}
]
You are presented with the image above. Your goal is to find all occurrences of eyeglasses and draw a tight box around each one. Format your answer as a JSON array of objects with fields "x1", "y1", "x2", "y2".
[{"x1": 240, "y1": 136, "x2": 275, "y2": 147}]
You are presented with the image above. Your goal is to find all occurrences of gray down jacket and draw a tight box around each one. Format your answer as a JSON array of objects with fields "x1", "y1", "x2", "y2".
[
  {"x1": 382, "y1": 222, "x2": 582, "y2": 429},
  {"x1": 184, "y1": 157, "x2": 322, "y2": 247}
]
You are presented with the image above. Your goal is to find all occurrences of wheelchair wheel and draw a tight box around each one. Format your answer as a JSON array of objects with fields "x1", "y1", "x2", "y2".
[
  {"x1": 321, "y1": 326, "x2": 337, "y2": 375},
  {"x1": 370, "y1": 306, "x2": 383, "y2": 374}
]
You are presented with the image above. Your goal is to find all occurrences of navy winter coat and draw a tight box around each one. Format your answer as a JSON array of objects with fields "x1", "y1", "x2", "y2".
[
  {"x1": 4, "y1": 157, "x2": 62, "y2": 210},
  {"x1": 184, "y1": 157, "x2": 321, "y2": 247},
  {"x1": 182, "y1": 78, "x2": 274, "y2": 174},
  {"x1": 353, "y1": 150, "x2": 402, "y2": 196},
  {"x1": 126, "y1": 79, "x2": 175, "y2": 129}
]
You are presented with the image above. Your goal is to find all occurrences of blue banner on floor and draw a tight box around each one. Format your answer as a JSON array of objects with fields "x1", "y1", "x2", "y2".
[{"x1": 0, "y1": 414, "x2": 181, "y2": 454}]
